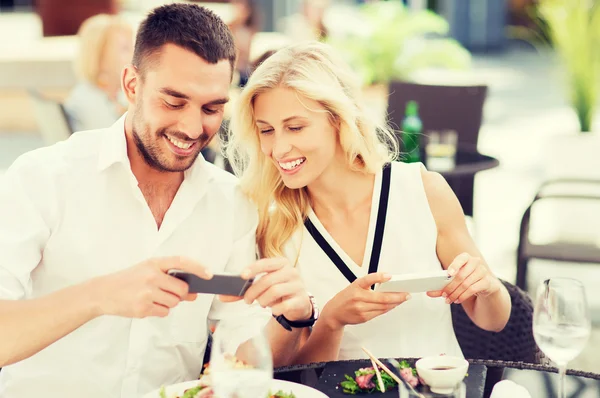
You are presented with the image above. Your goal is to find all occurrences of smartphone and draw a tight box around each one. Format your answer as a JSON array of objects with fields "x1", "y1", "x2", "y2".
[
  {"x1": 167, "y1": 270, "x2": 254, "y2": 296},
  {"x1": 375, "y1": 271, "x2": 452, "y2": 293}
]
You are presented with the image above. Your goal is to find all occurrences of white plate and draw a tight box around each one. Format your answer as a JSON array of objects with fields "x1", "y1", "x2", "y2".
[{"x1": 143, "y1": 379, "x2": 328, "y2": 398}]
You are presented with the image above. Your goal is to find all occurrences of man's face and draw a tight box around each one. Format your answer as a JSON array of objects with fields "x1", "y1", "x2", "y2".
[{"x1": 128, "y1": 44, "x2": 231, "y2": 172}]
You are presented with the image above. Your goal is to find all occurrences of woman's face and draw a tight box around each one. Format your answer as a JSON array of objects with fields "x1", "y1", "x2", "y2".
[{"x1": 254, "y1": 86, "x2": 340, "y2": 189}]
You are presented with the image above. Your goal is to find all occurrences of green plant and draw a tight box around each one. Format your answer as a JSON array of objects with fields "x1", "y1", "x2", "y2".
[
  {"x1": 326, "y1": 1, "x2": 471, "y2": 86},
  {"x1": 534, "y1": 0, "x2": 600, "y2": 132}
]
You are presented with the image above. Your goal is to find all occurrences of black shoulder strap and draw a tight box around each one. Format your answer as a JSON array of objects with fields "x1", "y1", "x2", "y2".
[
  {"x1": 304, "y1": 218, "x2": 357, "y2": 284},
  {"x1": 367, "y1": 163, "x2": 392, "y2": 278},
  {"x1": 304, "y1": 163, "x2": 392, "y2": 288}
]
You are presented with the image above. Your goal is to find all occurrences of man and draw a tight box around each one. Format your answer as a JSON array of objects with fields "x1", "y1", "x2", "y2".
[{"x1": 0, "y1": 4, "x2": 315, "y2": 397}]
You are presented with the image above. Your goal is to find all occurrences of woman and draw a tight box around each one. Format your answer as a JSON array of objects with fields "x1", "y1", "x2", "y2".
[
  {"x1": 64, "y1": 14, "x2": 133, "y2": 132},
  {"x1": 226, "y1": 42, "x2": 511, "y2": 362}
]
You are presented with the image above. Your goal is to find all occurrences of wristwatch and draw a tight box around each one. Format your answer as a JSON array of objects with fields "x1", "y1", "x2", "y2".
[{"x1": 273, "y1": 293, "x2": 319, "y2": 331}]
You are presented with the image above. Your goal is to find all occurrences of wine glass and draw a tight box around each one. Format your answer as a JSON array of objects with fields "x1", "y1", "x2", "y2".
[
  {"x1": 209, "y1": 317, "x2": 273, "y2": 398},
  {"x1": 533, "y1": 278, "x2": 591, "y2": 398}
]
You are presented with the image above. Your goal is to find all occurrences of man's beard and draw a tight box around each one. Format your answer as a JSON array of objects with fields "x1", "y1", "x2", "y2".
[{"x1": 131, "y1": 106, "x2": 210, "y2": 173}]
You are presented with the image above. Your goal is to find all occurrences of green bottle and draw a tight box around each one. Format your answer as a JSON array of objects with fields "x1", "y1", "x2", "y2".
[{"x1": 401, "y1": 100, "x2": 422, "y2": 163}]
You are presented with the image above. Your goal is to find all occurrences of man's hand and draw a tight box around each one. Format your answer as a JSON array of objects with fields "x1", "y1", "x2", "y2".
[{"x1": 92, "y1": 256, "x2": 212, "y2": 318}]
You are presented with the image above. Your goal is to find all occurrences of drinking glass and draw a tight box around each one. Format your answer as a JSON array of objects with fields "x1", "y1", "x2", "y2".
[
  {"x1": 209, "y1": 317, "x2": 273, "y2": 398},
  {"x1": 533, "y1": 278, "x2": 591, "y2": 398},
  {"x1": 425, "y1": 130, "x2": 458, "y2": 172}
]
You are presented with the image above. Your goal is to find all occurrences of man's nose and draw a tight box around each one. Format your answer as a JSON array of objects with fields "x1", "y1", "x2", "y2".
[{"x1": 178, "y1": 110, "x2": 203, "y2": 140}]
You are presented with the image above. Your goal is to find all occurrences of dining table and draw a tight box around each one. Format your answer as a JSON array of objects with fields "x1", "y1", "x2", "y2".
[
  {"x1": 425, "y1": 147, "x2": 499, "y2": 179},
  {"x1": 274, "y1": 359, "x2": 600, "y2": 398}
]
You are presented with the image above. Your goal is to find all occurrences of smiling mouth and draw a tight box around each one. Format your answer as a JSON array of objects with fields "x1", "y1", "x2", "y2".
[
  {"x1": 163, "y1": 134, "x2": 199, "y2": 157},
  {"x1": 165, "y1": 134, "x2": 195, "y2": 150},
  {"x1": 278, "y1": 158, "x2": 306, "y2": 171}
]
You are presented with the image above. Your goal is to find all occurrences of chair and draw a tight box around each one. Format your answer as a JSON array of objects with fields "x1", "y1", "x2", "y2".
[
  {"x1": 516, "y1": 179, "x2": 600, "y2": 291},
  {"x1": 386, "y1": 82, "x2": 488, "y2": 217},
  {"x1": 28, "y1": 89, "x2": 73, "y2": 146},
  {"x1": 451, "y1": 280, "x2": 544, "y2": 364},
  {"x1": 451, "y1": 280, "x2": 546, "y2": 397}
]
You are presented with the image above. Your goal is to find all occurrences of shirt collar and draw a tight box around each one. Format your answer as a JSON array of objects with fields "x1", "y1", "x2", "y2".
[
  {"x1": 96, "y1": 113, "x2": 214, "y2": 186},
  {"x1": 184, "y1": 151, "x2": 213, "y2": 186},
  {"x1": 97, "y1": 114, "x2": 129, "y2": 172}
]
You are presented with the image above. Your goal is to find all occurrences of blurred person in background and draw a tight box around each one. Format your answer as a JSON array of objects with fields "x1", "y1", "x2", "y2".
[
  {"x1": 280, "y1": 0, "x2": 329, "y2": 43},
  {"x1": 228, "y1": 0, "x2": 261, "y2": 87},
  {"x1": 64, "y1": 14, "x2": 134, "y2": 132},
  {"x1": 205, "y1": 0, "x2": 262, "y2": 168}
]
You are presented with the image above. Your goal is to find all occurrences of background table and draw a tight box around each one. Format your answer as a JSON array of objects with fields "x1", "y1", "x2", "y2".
[
  {"x1": 423, "y1": 147, "x2": 500, "y2": 218},
  {"x1": 429, "y1": 148, "x2": 499, "y2": 179}
]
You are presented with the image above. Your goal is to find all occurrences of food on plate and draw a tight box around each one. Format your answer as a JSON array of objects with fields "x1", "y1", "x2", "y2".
[
  {"x1": 201, "y1": 354, "x2": 253, "y2": 375},
  {"x1": 158, "y1": 384, "x2": 209, "y2": 398},
  {"x1": 158, "y1": 356, "x2": 296, "y2": 398},
  {"x1": 340, "y1": 360, "x2": 419, "y2": 394},
  {"x1": 158, "y1": 384, "x2": 296, "y2": 398}
]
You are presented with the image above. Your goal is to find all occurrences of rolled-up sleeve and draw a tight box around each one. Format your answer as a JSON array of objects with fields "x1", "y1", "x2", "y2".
[
  {"x1": 208, "y1": 186, "x2": 271, "y2": 329},
  {"x1": 0, "y1": 163, "x2": 50, "y2": 300}
]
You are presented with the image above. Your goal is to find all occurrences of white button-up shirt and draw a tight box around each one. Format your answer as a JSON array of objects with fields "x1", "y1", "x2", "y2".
[{"x1": 0, "y1": 116, "x2": 270, "y2": 397}]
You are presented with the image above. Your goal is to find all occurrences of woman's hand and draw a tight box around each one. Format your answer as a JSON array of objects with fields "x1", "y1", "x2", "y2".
[
  {"x1": 219, "y1": 258, "x2": 313, "y2": 322},
  {"x1": 320, "y1": 272, "x2": 411, "y2": 330},
  {"x1": 427, "y1": 252, "x2": 502, "y2": 304}
]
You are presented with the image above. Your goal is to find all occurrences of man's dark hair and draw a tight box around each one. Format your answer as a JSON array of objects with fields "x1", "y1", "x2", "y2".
[{"x1": 132, "y1": 3, "x2": 236, "y2": 75}]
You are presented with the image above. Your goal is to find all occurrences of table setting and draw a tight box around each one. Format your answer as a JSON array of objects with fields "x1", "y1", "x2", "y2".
[{"x1": 145, "y1": 277, "x2": 598, "y2": 398}]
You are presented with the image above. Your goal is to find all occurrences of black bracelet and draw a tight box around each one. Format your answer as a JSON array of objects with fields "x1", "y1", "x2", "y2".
[
  {"x1": 272, "y1": 312, "x2": 316, "y2": 331},
  {"x1": 273, "y1": 314, "x2": 293, "y2": 331}
]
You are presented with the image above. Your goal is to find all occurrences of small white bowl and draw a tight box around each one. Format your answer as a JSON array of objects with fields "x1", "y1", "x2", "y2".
[{"x1": 415, "y1": 355, "x2": 469, "y2": 394}]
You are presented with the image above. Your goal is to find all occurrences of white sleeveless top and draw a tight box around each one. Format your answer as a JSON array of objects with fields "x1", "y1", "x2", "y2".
[{"x1": 283, "y1": 162, "x2": 463, "y2": 360}]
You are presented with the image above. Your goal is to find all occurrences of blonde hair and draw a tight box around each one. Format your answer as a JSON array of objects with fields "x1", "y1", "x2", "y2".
[
  {"x1": 226, "y1": 41, "x2": 398, "y2": 258},
  {"x1": 74, "y1": 14, "x2": 132, "y2": 84}
]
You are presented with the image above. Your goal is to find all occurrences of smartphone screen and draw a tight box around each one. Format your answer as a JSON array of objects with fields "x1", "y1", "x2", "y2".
[{"x1": 376, "y1": 272, "x2": 452, "y2": 293}]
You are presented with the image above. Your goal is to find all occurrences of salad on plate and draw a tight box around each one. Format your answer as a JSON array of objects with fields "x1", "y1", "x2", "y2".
[{"x1": 158, "y1": 356, "x2": 296, "y2": 398}]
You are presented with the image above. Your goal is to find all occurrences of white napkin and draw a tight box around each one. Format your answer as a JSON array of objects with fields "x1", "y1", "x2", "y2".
[{"x1": 490, "y1": 380, "x2": 532, "y2": 398}]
